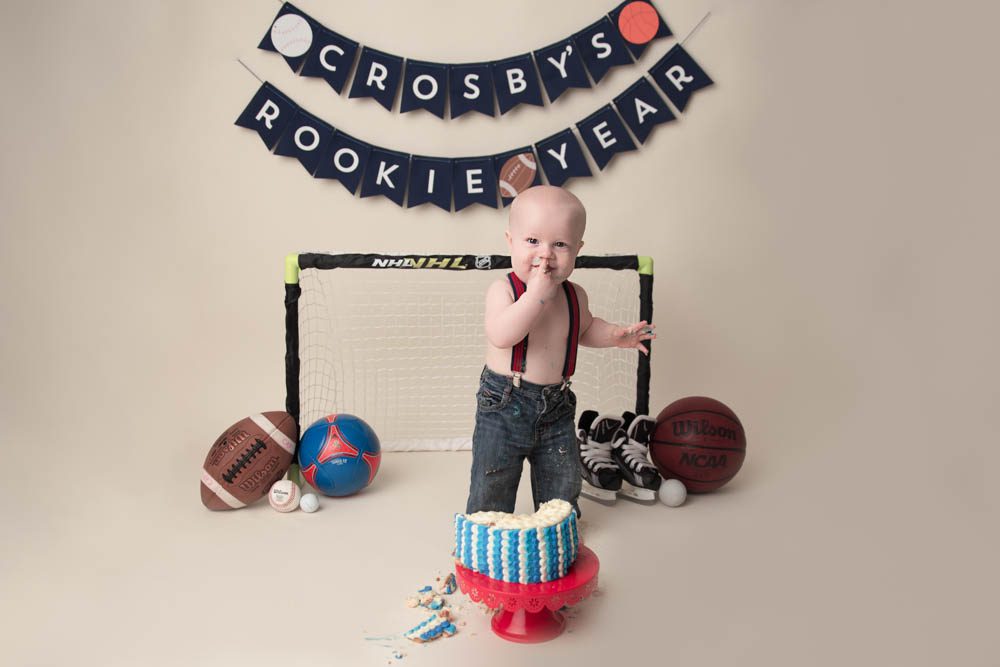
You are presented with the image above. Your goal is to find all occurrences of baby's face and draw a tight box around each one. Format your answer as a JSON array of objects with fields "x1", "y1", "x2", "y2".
[{"x1": 506, "y1": 204, "x2": 585, "y2": 284}]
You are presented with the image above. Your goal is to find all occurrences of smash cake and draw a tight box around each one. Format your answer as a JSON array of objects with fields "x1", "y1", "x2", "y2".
[{"x1": 454, "y1": 499, "x2": 579, "y2": 584}]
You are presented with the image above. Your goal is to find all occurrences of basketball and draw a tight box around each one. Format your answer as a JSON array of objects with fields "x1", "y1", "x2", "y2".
[
  {"x1": 498, "y1": 152, "x2": 537, "y2": 198},
  {"x1": 618, "y1": 2, "x2": 660, "y2": 45},
  {"x1": 649, "y1": 396, "x2": 746, "y2": 492},
  {"x1": 298, "y1": 414, "x2": 382, "y2": 497}
]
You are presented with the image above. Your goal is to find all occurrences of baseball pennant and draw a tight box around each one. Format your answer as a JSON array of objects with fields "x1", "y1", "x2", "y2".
[
  {"x1": 574, "y1": 16, "x2": 634, "y2": 84},
  {"x1": 533, "y1": 39, "x2": 590, "y2": 103},
  {"x1": 272, "y1": 108, "x2": 335, "y2": 174},
  {"x1": 576, "y1": 104, "x2": 637, "y2": 170},
  {"x1": 648, "y1": 44, "x2": 714, "y2": 112},
  {"x1": 349, "y1": 47, "x2": 404, "y2": 111},
  {"x1": 449, "y1": 63, "x2": 496, "y2": 118},
  {"x1": 400, "y1": 60, "x2": 449, "y2": 119},
  {"x1": 258, "y1": 3, "x2": 321, "y2": 73},
  {"x1": 234, "y1": 82, "x2": 299, "y2": 150},
  {"x1": 256, "y1": 2, "x2": 677, "y2": 118},
  {"x1": 613, "y1": 76, "x2": 675, "y2": 144},
  {"x1": 609, "y1": 1, "x2": 672, "y2": 59},
  {"x1": 407, "y1": 157, "x2": 454, "y2": 211},
  {"x1": 493, "y1": 148, "x2": 542, "y2": 208},
  {"x1": 453, "y1": 157, "x2": 499, "y2": 211},
  {"x1": 314, "y1": 131, "x2": 372, "y2": 195},
  {"x1": 298, "y1": 26, "x2": 359, "y2": 94},
  {"x1": 534, "y1": 129, "x2": 593, "y2": 187},
  {"x1": 360, "y1": 148, "x2": 410, "y2": 206},
  {"x1": 492, "y1": 54, "x2": 545, "y2": 115}
]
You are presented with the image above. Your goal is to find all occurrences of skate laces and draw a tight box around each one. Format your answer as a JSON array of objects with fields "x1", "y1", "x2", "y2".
[
  {"x1": 579, "y1": 412, "x2": 620, "y2": 471},
  {"x1": 617, "y1": 414, "x2": 656, "y2": 472}
]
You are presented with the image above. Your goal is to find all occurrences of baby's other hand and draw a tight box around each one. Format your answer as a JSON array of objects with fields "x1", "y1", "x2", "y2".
[{"x1": 613, "y1": 321, "x2": 656, "y2": 355}]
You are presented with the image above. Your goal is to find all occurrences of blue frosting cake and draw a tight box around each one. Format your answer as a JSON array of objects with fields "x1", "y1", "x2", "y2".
[{"x1": 454, "y1": 499, "x2": 579, "y2": 583}]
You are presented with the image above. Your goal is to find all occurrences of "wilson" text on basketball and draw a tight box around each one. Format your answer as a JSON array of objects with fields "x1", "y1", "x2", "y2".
[{"x1": 673, "y1": 420, "x2": 739, "y2": 442}]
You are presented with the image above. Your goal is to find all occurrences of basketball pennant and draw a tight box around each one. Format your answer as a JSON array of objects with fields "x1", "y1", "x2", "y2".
[
  {"x1": 235, "y1": 47, "x2": 711, "y2": 212},
  {"x1": 257, "y1": 1, "x2": 674, "y2": 118}
]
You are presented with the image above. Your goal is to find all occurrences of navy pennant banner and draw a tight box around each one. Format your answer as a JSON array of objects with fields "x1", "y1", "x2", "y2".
[
  {"x1": 492, "y1": 54, "x2": 545, "y2": 115},
  {"x1": 533, "y1": 39, "x2": 591, "y2": 103},
  {"x1": 234, "y1": 82, "x2": 298, "y2": 150},
  {"x1": 314, "y1": 131, "x2": 372, "y2": 194},
  {"x1": 360, "y1": 148, "x2": 410, "y2": 206},
  {"x1": 577, "y1": 104, "x2": 637, "y2": 170},
  {"x1": 453, "y1": 158, "x2": 498, "y2": 211},
  {"x1": 534, "y1": 129, "x2": 592, "y2": 187},
  {"x1": 272, "y1": 109, "x2": 335, "y2": 174},
  {"x1": 299, "y1": 26, "x2": 359, "y2": 94},
  {"x1": 400, "y1": 60, "x2": 449, "y2": 119},
  {"x1": 407, "y1": 157, "x2": 454, "y2": 211},
  {"x1": 493, "y1": 147, "x2": 542, "y2": 207},
  {"x1": 609, "y1": 1, "x2": 673, "y2": 60},
  {"x1": 613, "y1": 77, "x2": 675, "y2": 144},
  {"x1": 449, "y1": 63, "x2": 496, "y2": 118},
  {"x1": 258, "y1": 3, "x2": 321, "y2": 73},
  {"x1": 349, "y1": 47, "x2": 404, "y2": 111},
  {"x1": 649, "y1": 44, "x2": 714, "y2": 112},
  {"x1": 574, "y1": 17, "x2": 634, "y2": 84}
]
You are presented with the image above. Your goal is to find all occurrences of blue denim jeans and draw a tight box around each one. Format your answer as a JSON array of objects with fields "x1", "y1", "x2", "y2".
[{"x1": 465, "y1": 366, "x2": 581, "y2": 517}]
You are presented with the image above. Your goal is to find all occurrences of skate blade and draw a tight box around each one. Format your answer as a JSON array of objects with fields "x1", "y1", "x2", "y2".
[
  {"x1": 619, "y1": 482, "x2": 657, "y2": 505},
  {"x1": 580, "y1": 481, "x2": 618, "y2": 505}
]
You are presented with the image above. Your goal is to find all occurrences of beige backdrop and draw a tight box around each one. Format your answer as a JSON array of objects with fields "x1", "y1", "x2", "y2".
[{"x1": 2, "y1": 1, "x2": 997, "y2": 665}]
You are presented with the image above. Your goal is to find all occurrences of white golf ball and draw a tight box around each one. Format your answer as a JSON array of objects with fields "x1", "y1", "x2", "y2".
[
  {"x1": 658, "y1": 479, "x2": 687, "y2": 507},
  {"x1": 300, "y1": 493, "x2": 320, "y2": 513}
]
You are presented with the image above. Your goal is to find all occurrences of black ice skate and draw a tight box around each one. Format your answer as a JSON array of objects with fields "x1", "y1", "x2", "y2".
[
  {"x1": 577, "y1": 410, "x2": 623, "y2": 504},
  {"x1": 611, "y1": 412, "x2": 662, "y2": 504}
]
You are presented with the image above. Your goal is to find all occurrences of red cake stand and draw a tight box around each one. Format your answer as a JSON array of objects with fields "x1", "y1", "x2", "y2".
[{"x1": 455, "y1": 545, "x2": 599, "y2": 643}]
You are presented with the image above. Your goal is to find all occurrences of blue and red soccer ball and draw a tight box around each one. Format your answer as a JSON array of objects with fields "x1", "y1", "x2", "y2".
[{"x1": 298, "y1": 414, "x2": 381, "y2": 497}]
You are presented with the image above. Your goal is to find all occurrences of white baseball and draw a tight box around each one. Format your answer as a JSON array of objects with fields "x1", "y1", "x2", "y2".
[
  {"x1": 270, "y1": 14, "x2": 313, "y2": 58},
  {"x1": 268, "y1": 479, "x2": 302, "y2": 512},
  {"x1": 658, "y1": 479, "x2": 687, "y2": 507},
  {"x1": 300, "y1": 493, "x2": 320, "y2": 513}
]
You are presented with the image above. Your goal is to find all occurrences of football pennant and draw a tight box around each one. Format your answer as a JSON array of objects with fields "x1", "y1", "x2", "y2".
[
  {"x1": 573, "y1": 16, "x2": 634, "y2": 84},
  {"x1": 400, "y1": 60, "x2": 449, "y2": 119},
  {"x1": 349, "y1": 46, "x2": 404, "y2": 111},
  {"x1": 258, "y1": 3, "x2": 321, "y2": 73},
  {"x1": 407, "y1": 157, "x2": 453, "y2": 211},
  {"x1": 613, "y1": 76, "x2": 676, "y2": 144},
  {"x1": 298, "y1": 26, "x2": 359, "y2": 94},
  {"x1": 313, "y1": 131, "x2": 372, "y2": 195},
  {"x1": 576, "y1": 104, "x2": 637, "y2": 170},
  {"x1": 493, "y1": 147, "x2": 542, "y2": 207},
  {"x1": 234, "y1": 83, "x2": 299, "y2": 150},
  {"x1": 272, "y1": 108, "x2": 335, "y2": 174},
  {"x1": 533, "y1": 39, "x2": 591, "y2": 103},
  {"x1": 360, "y1": 148, "x2": 410, "y2": 207},
  {"x1": 648, "y1": 44, "x2": 714, "y2": 112},
  {"x1": 453, "y1": 157, "x2": 498, "y2": 210},
  {"x1": 491, "y1": 54, "x2": 545, "y2": 115},
  {"x1": 449, "y1": 63, "x2": 496, "y2": 118},
  {"x1": 608, "y1": 1, "x2": 673, "y2": 59},
  {"x1": 534, "y1": 129, "x2": 592, "y2": 187}
]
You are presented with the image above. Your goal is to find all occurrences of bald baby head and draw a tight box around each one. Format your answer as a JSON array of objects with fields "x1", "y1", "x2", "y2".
[{"x1": 508, "y1": 185, "x2": 586, "y2": 243}]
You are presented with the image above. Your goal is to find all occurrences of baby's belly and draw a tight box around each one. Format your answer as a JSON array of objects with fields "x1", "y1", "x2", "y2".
[{"x1": 485, "y1": 338, "x2": 570, "y2": 386}]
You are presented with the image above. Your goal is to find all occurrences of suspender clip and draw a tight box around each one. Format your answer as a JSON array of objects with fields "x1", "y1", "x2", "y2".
[{"x1": 512, "y1": 372, "x2": 522, "y2": 388}]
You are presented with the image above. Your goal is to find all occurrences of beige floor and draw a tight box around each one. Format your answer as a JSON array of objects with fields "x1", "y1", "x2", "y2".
[{"x1": 3, "y1": 439, "x2": 995, "y2": 666}]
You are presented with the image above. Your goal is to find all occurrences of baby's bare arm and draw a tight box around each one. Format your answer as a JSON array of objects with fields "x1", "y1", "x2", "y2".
[
  {"x1": 484, "y1": 279, "x2": 546, "y2": 349},
  {"x1": 577, "y1": 285, "x2": 656, "y2": 354}
]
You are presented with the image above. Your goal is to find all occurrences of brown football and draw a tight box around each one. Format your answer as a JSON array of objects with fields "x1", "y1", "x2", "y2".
[{"x1": 200, "y1": 412, "x2": 297, "y2": 510}]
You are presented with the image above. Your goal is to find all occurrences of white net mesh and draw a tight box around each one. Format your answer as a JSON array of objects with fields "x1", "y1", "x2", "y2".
[{"x1": 297, "y1": 259, "x2": 643, "y2": 450}]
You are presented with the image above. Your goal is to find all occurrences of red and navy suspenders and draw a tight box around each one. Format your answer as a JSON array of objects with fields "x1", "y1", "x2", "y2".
[{"x1": 506, "y1": 272, "x2": 581, "y2": 388}]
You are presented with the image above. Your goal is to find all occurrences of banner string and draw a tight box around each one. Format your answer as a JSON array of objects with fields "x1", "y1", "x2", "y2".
[
  {"x1": 681, "y1": 11, "x2": 711, "y2": 46},
  {"x1": 237, "y1": 58, "x2": 264, "y2": 84}
]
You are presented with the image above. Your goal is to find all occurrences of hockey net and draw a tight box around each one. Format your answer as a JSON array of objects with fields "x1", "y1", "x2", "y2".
[{"x1": 285, "y1": 253, "x2": 653, "y2": 451}]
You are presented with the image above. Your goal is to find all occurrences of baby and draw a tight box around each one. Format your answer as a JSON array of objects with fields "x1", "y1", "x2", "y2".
[{"x1": 465, "y1": 185, "x2": 655, "y2": 516}]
